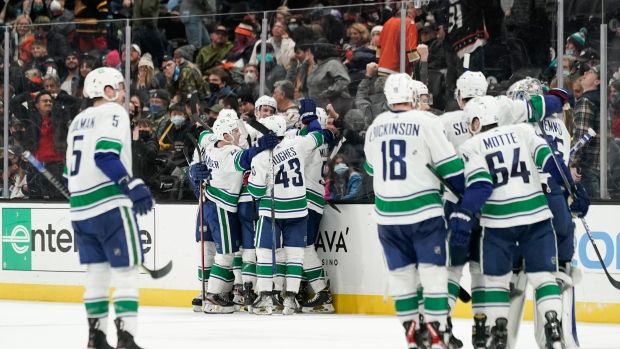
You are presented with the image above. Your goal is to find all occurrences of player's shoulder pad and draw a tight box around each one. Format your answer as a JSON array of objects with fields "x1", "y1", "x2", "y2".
[{"x1": 199, "y1": 130, "x2": 218, "y2": 146}]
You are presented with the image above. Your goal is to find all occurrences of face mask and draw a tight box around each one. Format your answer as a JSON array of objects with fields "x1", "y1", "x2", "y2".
[
  {"x1": 209, "y1": 83, "x2": 220, "y2": 93},
  {"x1": 150, "y1": 104, "x2": 165, "y2": 118},
  {"x1": 565, "y1": 49, "x2": 576, "y2": 57},
  {"x1": 563, "y1": 70, "x2": 570, "y2": 77},
  {"x1": 288, "y1": 25, "x2": 298, "y2": 32},
  {"x1": 33, "y1": 4, "x2": 44, "y2": 12},
  {"x1": 334, "y1": 163, "x2": 349, "y2": 175},
  {"x1": 244, "y1": 72, "x2": 256, "y2": 84},
  {"x1": 170, "y1": 115, "x2": 185, "y2": 125},
  {"x1": 611, "y1": 94, "x2": 620, "y2": 107},
  {"x1": 139, "y1": 130, "x2": 151, "y2": 139},
  {"x1": 257, "y1": 53, "x2": 274, "y2": 63}
]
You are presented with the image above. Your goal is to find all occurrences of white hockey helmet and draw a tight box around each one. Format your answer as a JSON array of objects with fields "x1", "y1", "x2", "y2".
[
  {"x1": 213, "y1": 117, "x2": 239, "y2": 141},
  {"x1": 218, "y1": 108, "x2": 239, "y2": 120},
  {"x1": 411, "y1": 80, "x2": 429, "y2": 98},
  {"x1": 464, "y1": 96, "x2": 500, "y2": 134},
  {"x1": 384, "y1": 73, "x2": 415, "y2": 109},
  {"x1": 316, "y1": 107, "x2": 328, "y2": 127},
  {"x1": 455, "y1": 71, "x2": 488, "y2": 101},
  {"x1": 506, "y1": 77, "x2": 543, "y2": 100},
  {"x1": 255, "y1": 95, "x2": 277, "y2": 114},
  {"x1": 259, "y1": 115, "x2": 287, "y2": 137},
  {"x1": 83, "y1": 67, "x2": 124, "y2": 101}
]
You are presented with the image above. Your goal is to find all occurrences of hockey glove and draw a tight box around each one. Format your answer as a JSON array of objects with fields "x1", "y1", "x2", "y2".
[
  {"x1": 118, "y1": 176, "x2": 154, "y2": 215},
  {"x1": 548, "y1": 88, "x2": 574, "y2": 108},
  {"x1": 568, "y1": 183, "x2": 590, "y2": 218},
  {"x1": 448, "y1": 207, "x2": 474, "y2": 246},
  {"x1": 189, "y1": 163, "x2": 211, "y2": 182},
  {"x1": 243, "y1": 170, "x2": 251, "y2": 186},
  {"x1": 299, "y1": 98, "x2": 318, "y2": 125},
  {"x1": 256, "y1": 133, "x2": 279, "y2": 152}
]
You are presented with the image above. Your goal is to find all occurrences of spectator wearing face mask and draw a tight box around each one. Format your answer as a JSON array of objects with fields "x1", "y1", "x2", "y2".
[
  {"x1": 158, "y1": 104, "x2": 191, "y2": 164},
  {"x1": 238, "y1": 64, "x2": 263, "y2": 101},
  {"x1": 205, "y1": 67, "x2": 232, "y2": 108},
  {"x1": 131, "y1": 118, "x2": 159, "y2": 186},
  {"x1": 150, "y1": 89, "x2": 171, "y2": 139},
  {"x1": 256, "y1": 43, "x2": 286, "y2": 94},
  {"x1": 325, "y1": 154, "x2": 361, "y2": 201}
]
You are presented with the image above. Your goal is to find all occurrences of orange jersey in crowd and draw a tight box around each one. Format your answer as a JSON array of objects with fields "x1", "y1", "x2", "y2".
[{"x1": 377, "y1": 16, "x2": 418, "y2": 75}]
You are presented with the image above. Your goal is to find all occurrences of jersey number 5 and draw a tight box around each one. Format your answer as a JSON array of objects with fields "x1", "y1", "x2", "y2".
[
  {"x1": 70, "y1": 135, "x2": 84, "y2": 176},
  {"x1": 381, "y1": 140, "x2": 406, "y2": 181},
  {"x1": 485, "y1": 148, "x2": 531, "y2": 188},
  {"x1": 275, "y1": 158, "x2": 303, "y2": 188}
]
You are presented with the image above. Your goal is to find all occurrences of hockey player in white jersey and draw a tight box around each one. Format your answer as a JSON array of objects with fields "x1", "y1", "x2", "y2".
[
  {"x1": 255, "y1": 95, "x2": 277, "y2": 119},
  {"x1": 452, "y1": 96, "x2": 589, "y2": 349},
  {"x1": 248, "y1": 99, "x2": 332, "y2": 315},
  {"x1": 364, "y1": 73, "x2": 465, "y2": 349},
  {"x1": 200, "y1": 117, "x2": 278, "y2": 313},
  {"x1": 500, "y1": 80, "x2": 581, "y2": 349},
  {"x1": 65, "y1": 67, "x2": 154, "y2": 349},
  {"x1": 411, "y1": 80, "x2": 432, "y2": 111},
  {"x1": 188, "y1": 130, "x2": 217, "y2": 312}
]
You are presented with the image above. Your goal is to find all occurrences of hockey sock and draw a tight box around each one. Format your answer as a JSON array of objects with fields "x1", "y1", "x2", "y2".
[
  {"x1": 388, "y1": 264, "x2": 419, "y2": 325},
  {"x1": 233, "y1": 252, "x2": 242, "y2": 285},
  {"x1": 303, "y1": 245, "x2": 326, "y2": 292},
  {"x1": 111, "y1": 265, "x2": 140, "y2": 336},
  {"x1": 481, "y1": 272, "x2": 511, "y2": 327},
  {"x1": 241, "y1": 248, "x2": 257, "y2": 288},
  {"x1": 529, "y1": 272, "x2": 562, "y2": 319},
  {"x1": 413, "y1": 267, "x2": 424, "y2": 317},
  {"x1": 418, "y1": 263, "x2": 449, "y2": 330},
  {"x1": 447, "y1": 265, "x2": 464, "y2": 315},
  {"x1": 84, "y1": 263, "x2": 111, "y2": 334},
  {"x1": 256, "y1": 248, "x2": 273, "y2": 293},
  {"x1": 207, "y1": 254, "x2": 234, "y2": 294},
  {"x1": 470, "y1": 261, "x2": 485, "y2": 316},
  {"x1": 284, "y1": 246, "x2": 304, "y2": 293},
  {"x1": 274, "y1": 248, "x2": 286, "y2": 292},
  {"x1": 198, "y1": 241, "x2": 215, "y2": 287}
]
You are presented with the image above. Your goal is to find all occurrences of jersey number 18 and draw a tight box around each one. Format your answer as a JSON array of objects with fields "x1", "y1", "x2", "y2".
[{"x1": 381, "y1": 140, "x2": 407, "y2": 181}]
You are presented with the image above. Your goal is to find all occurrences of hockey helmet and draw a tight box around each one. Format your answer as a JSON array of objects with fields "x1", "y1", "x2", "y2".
[
  {"x1": 218, "y1": 108, "x2": 239, "y2": 120},
  {"x1": 384, "y1": 73, "x2": 415, "y2": 109},
  {"x1": 464, "y1": 96, "x2": 500, "y2": 134},
  {"x1": 455, "y1": 71, "x2": 488, "y2": 102},
  {"x1": 316, "y1": 107, "x2": 328, "y2": 127},
  {"x1": 259, "y1": 115, "x2": 287, "y2": 137},
  {"x1": 255, "y1": 95, "x2": 277, "y2": 114},
  {"x1": 213, "y1": 117, "x2": 239, "y2": 141},
  {"x1": 506, "y1": 77, "x2": 543, "y2": 100},
  {"x1": 83, "y1": 67, "x2": 124, "y2": 101}
]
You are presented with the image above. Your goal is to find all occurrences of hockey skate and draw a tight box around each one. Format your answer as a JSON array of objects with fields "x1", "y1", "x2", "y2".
[
  {"x1": 543, "y1": 311, "x2": 564, "y2": 349},
  {"x1": 282, "y1": 291, "x2": 300, "y2": 315},
  {"x1": 243, "y1": 282, "x2": 256, "y2": 312},
  {"x1": 191, "y1": 293, "x2": 204, "y2": 312},
  {"x1": 296, "y1": 280, "x2": 308, "y2": 304},
  {"x1": 472, "y1": 314, "x2": 490, "y2": 349},
  {"x1": 403, "y1": 320, "x2": 427, "y2": 349},
  {"x1": 489, "y1": 318, "x2": 508, "y2": 349},
  {"x1": 203, "y1": 293, "x2": 235, "y2": 314},
  {"x1": 232, "y1": 284, "x2": 244, "y2": 311},
  {"x1": 271, "y1": 290, "x2": 285, "y2": 314},
  {"x1": 425, "y1": 321, "x2": 450, "y2": 349},
  {"x1": 87, "y1": 318, "x2": 113, "y2": 349},
  {"x1": 252, "y1": 291, "x2": 273, "y2": 315},
  {"x1": 301, "y1": 280, "x2": 335, "y2": 314},
  {"x1": 446, "y1": 316, "x2": 463, "y2": 349},
  {"x1": 114, "y1": 318, "x2": 142, "y2": 349}
]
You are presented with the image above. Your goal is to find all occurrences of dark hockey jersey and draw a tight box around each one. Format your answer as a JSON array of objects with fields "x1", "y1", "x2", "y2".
[{"x1": 437, "y1": 0, "x2": 493, "y2": 58}]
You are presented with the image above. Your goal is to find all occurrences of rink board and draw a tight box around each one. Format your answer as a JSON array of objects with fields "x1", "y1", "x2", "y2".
[{"x1": 0, "y1": 202, "x2": 619, "y2": 323}]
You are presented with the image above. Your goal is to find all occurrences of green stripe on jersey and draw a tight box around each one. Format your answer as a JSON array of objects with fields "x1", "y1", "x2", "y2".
[
  {"x1": 437, "y1": 157, "x2": 464, "y2": 179},
  {"x1": 364, "y1": 161, "x2": 374, "y2": 175},
  {"x1": 529, "y1": 95, "x2": 545, "y2": 122},
  {"x1": 95, "y1": 139, "x2": 122, "y2": 154},
  {"x1": 375, "y1": 192, "x2": 442, "y2": 214},
  {"x1": 198, "y1": 130, "x2": 214, "y2": 145},
  {"x1": 207, "y1": 186, "x2": 240, "y2": 206},
  {"x1": 259, "y1": 197, "x2": 307, "y2": 212},
  {"x1": 310, "y1": 131, "x2": 324, "y2": 147},
  {"x1": 233, "y1": 151, "x2": 244, "y2": 172},
  {"x1": 481, "y1": 193, "x2": 548, "y2": 217},
  {"x1": 467, "y1": 171, "x2": 493, "y2": 185},
  {"x1": 535, "y1": 146, "x2": 552, "y2": 168},
  {"x1": 306, "y1": 190, "x2": 326, "y2": 207},
  {"x1": 70, "y1": 183, "x2": 123, "y2": 208},
  {"x1": 248, "y1": 184, "x2": 267, "y2": 198}
]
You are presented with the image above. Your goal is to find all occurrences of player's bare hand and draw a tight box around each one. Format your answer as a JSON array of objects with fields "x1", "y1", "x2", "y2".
[{"x1": 570, "y1": 167, "x2": 581, "y2": 183}]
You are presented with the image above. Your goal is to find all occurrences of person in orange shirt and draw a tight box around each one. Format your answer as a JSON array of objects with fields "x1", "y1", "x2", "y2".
[{"x1": 377, "y1": 3, "x2": 418, "y2": 76}]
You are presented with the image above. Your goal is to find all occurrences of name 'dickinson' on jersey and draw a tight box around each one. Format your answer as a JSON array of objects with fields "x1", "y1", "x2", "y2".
[
  {"x1": 368, "y1": 122, "x2": 420, "y2": 141},
  {"x1": 483, "y1": 132, "x2": 520, "y2": 150}
]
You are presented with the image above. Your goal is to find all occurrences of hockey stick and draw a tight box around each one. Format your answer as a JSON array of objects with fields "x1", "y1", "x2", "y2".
[
  {"x1": 23, "y1": 151, "x2": 173, "y2": 279},
  {"x1": 525, "y1": 96, "x2": 620, "y2": 289},
  {"x1": 268, "y1": 149, "x2": 277, "y2": 275},
  {"x1": 187, "y1": 133, "x2": 207, "y2": 302},
  {"x1": 425, "y1": 163, "x2": 472, "y2": 303},
  {"x1": 569, "y1": 128, "x2": 596, "y2": 159},
  {"x1": 190, "y1": 112, "x2": 213, "y2": 133}
]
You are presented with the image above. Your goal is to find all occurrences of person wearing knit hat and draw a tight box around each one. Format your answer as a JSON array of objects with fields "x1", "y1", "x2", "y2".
[
  {"x1": 566, "y1": 28, "x2": 587, "y2": 56},
  {"x1": 174, "y1": 45, "x2": 196, "y2": 63},
  {"x1": 369, "y1": 25, "x2": 382, "y2": 50},
  {"x1": 137, "y1": 53, "x2": 162, "y2": 92},
  {"x1": 226, "y1": 16, "x2": 258, "y2": 63},
  {"x1": 105, "y1": 50, "x2": 122, "y2": 71},
  {"x1": 139, "y1": 53, "x2": 154, "y2": 70}
]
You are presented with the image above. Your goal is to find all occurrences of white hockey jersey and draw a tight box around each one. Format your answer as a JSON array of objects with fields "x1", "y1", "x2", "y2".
[
  {"x1": 203, "y1": 141, "x2": 247, "y2": 213},
  {"x1": 459, "y1": 123, "x2": 553, "y2": 228},
  {"x1": 533, "y1": 114, "x2": 571, "y2": 184},
  {"x1": 442, "y1": 110, "x2": 471, "y2": 155},
  {"x1": 248, "y1": 132, "x2": 324, "y2": 218},
  {"x1": 65, "y1": 102, "x2": 133, "y2": 220},
  {"x1": 363, "y1": 110, "x2": 464, "y2": 225}
]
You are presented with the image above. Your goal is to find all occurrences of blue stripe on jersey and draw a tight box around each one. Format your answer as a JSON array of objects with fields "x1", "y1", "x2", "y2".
[
  {"x1": 72, "y1": 180, "x2": 115, "y2": 195},
  {"x1": 375, "y1": 188, "x2": 439, "y2": 200},
  {"x1": 486, "y1": 191, "x2": 542, "y2": 203}
]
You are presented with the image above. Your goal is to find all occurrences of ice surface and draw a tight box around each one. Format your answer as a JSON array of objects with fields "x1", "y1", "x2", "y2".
[{"x1": 0, "y1": 300, "x2": 618, "y2": 349}]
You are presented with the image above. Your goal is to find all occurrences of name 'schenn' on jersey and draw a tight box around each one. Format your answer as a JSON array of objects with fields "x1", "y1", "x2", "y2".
[
  {"x1": 65, "y1": 102, "x2": 133, "y2": 220},
  {"x1": 248, "y1": 131, "x2": 325, "y2": 219},
  {"x1": 459, "y1": 123, "x2": 554, "y2": 228},
  {"x1": 363, "y1": 110, "x2": 464, "y2": 225}
]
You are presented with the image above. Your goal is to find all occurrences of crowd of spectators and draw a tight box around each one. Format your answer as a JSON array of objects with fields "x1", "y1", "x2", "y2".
[{"x1": 0, "y1": 0, "x2": 619, "y2": 201}]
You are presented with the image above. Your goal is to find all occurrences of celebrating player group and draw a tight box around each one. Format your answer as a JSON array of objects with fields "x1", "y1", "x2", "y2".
[{"x1": 364, "y1": 72, "x2": 589, "y2": 349}]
